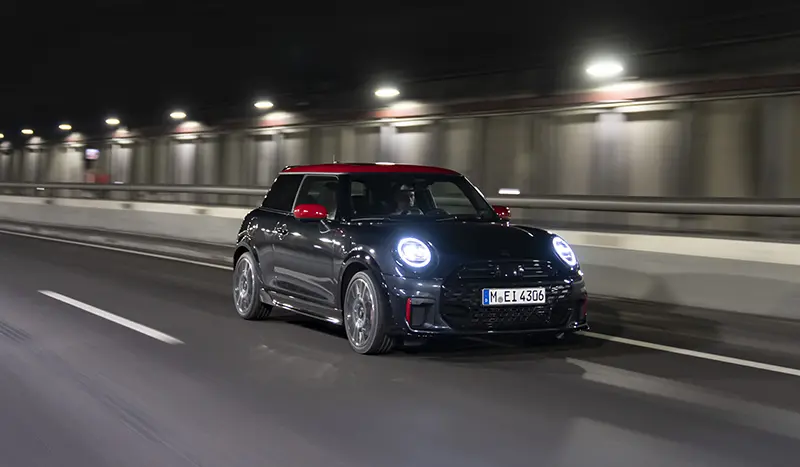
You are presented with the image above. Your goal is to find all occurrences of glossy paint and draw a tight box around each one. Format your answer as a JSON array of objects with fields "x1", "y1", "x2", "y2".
[{"x1": 235, "y1": 165, "x2": 588, "y2": 337}]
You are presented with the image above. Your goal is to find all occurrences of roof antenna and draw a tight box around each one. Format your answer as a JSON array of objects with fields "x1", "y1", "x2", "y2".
[{"x1": 332, "y1": 155, "x2": 338, "y2": 163}]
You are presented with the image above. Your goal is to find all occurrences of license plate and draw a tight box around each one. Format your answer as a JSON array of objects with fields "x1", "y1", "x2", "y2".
[{"x1": 482, "y1": 287, "x2": 546, "y2": 306}]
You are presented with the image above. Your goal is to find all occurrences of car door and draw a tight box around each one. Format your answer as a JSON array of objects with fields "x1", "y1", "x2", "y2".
[
  {"x1": 253, "y1": 173, "x2": 304, "y2": 292},
  {"x1": 272, "y1": 175, "x2": 341, "y2": 319}
]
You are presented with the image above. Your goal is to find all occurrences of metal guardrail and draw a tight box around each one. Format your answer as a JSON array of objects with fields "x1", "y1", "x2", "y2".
[
  {"x1": 0, "y1": 183, "x2": 267, "y2": 197},
  {"x1": 483, "y1": 196, "x2": 800, "y2": 217},
  {"x1": 1, "y1": 183, "x2": 800, "y2": 217}
]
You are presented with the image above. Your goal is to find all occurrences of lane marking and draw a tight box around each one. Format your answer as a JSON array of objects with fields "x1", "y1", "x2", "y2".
[
  {"x1": 7, "y1": 228, "x2": 800, "y2": 375},
  {"x1": 0, "y1": 229, "x2": 232, "y2": 270},
  {"x1": 39, "y1": 290, "x2": 185, "y2": 345},
  {"x1": 578, "y1": 330, "x2": 800, "y2": 377}
]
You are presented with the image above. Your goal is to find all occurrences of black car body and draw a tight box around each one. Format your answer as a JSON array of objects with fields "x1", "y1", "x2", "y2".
[{"x1": 232, "y1": 163, "x2": 588, "y2": 354}]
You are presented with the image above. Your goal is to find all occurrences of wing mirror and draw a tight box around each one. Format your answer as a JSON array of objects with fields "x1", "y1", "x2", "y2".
[
  {"x1": 294, "y1": 204, "x2": 328, "y2": 221},
  {"x1": 492, "y1": 205, "x2": 511, "y2": 220}
]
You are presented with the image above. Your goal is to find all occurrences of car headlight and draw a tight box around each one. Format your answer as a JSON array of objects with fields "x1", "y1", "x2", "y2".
[
  {"x1": 397, "y1": 237, "x2": 431, "y2": 268},
  {"x1": 552, "y1": 236, "x2": 578, "y2": 267}
]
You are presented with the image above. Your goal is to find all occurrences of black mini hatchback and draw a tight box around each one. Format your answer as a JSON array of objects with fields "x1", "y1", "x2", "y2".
[{"x1": 232, "y1": 163, "x2": 588, "y2": 354}]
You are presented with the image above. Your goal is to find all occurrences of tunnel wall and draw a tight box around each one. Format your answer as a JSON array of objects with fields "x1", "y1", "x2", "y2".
[{"x1": 2, "y1": 93, "x2": 799, "y2": 239}]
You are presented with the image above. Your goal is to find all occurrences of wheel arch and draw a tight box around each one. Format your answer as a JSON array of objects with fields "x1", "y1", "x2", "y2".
[
  {"x1": 338, "y1": 251, "x2": 385, "y2": 310},
  {"x1": 233, "y1": 241, "x2": 259, "y2": 270}
]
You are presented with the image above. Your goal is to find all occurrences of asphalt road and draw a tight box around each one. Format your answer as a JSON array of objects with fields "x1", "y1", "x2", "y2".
[{"x1": 2, "y1": 232, "x2": 800, "y2": 467}]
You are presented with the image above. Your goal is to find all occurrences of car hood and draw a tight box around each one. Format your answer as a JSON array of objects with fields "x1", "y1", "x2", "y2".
[{"x1": 384, "y1": 221, "x2": 556, "y2": 260}]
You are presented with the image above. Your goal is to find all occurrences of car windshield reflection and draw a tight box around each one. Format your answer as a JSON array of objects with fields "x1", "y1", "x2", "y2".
[{"x1": 348, "y1": 173, "x2": 494, "y2": 221}]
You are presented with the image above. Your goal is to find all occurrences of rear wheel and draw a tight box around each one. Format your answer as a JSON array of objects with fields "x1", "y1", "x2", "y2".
[
  {"x1": 233, "y1": 252, "x2": 272, "y2": 320},
  {"x1": 343, "y1": 271, "x2": 395, "y2": 355}
]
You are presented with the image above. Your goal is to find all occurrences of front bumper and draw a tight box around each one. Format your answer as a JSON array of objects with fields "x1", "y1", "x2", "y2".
[{"x1": 381, "y1": 273, "x2": 589, "y2": 337}]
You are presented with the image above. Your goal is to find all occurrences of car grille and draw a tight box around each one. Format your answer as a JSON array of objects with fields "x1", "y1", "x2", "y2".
[
  {"x1": 440, "y1": 260, "x2": 574, "y2": 331},
  {"x1": 455, "y1": 260, "x2": 558, "y2": 280}
]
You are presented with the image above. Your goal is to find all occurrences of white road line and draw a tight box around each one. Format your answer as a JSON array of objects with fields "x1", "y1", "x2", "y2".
[
  {"x1": 39, "y1": 290, "x2": 185, "y2": 345},
  {"x1": 578, "y1": 330, "x2": 800, "y2": 378},
  {"x1": 8, "y1": 228, "x2": 800, "y2": 376},
  {"x1": 0, "y1": 229, "x2": 232, "y2": 270}
]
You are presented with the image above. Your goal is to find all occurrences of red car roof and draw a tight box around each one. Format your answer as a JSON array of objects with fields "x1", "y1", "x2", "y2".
[{"x1": 281, "y1": 163, "x2": 460, "y2": 175}]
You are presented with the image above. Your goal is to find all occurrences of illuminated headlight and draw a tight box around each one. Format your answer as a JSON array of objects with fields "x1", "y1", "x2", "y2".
[
  {"x1": 397, "y1": 237, "x2": 431, "y2": 268},
  {"x1": 552, "y1": 236, "x2": 578, "y2": 267}
]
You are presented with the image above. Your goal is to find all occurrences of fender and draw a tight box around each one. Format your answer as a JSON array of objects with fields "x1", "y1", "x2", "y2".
[
  {"x1": 233, "y1": 239, "x2": 258, "y2": 263},
  {"x1": 509, "y1": 224, "x2": 551, "y2": 238},
  {"x1": 233, "y1": 238, "x2": 275, "y2": 305},
  {"x1": 337, "y1": 249, "x2": 388, "y2": 309},
  {"x1": 233, "y1": 213, "x2": 260, "y2": 267}
]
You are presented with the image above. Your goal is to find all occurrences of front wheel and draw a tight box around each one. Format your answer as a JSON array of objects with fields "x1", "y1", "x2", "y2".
[
  {"x1": 343, "y1": 271, "x2": 395, "y2": 355},
  {"x1": 233, "y1": 252, "x2": 272, "y2": 320}
]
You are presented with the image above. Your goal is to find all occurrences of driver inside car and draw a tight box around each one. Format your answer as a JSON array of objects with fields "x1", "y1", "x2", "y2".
[{"x1": 392, "y1": 184, "x2": 423, "y2": 215}]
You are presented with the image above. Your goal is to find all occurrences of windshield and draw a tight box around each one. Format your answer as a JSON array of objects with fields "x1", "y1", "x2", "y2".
[{"x1": 347, "y1": 173, "x2": 495, "y2": 221}]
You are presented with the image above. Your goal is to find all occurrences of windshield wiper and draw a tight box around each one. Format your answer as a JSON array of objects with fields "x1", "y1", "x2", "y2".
[{"x1": 435, "y1": 214, "x2": 485, "y2": 222}]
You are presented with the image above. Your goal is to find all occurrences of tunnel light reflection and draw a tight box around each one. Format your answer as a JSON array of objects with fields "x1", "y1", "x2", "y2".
[{"x1": 264, "y1": 111, "x2": 291, "y2": 122}]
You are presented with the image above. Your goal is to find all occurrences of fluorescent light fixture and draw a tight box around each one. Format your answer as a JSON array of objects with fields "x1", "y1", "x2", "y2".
[
  {"x1": 586, "y1": 60, "x2": 624, "y2": 79},
  {"x1": 0, "y1": 133, "x2": 4, "y2": 139},
  {"x1": 375, "y1": 87, "x2": 400, "y2": 98},
  {"x1": 498, "y1": 188, "x2": 521, "y2": 195},
  {"x1": 59, "y1": 124, "x2": 72, "y2": 131},
  {"x1": 392, "y1": 119, "x2": 432, "y2": 127},
  {"x1": 254, "y1": 100, "x2": 274, "y2": 109},
  {"x1": 21, "y1": 129, "x2": 33, "y2": 135},
  {"x1": 105, "y1": 118, "x2": 120, "y2": 126},
  {"x1": 169, "y1": 111, "x2": 187, "y2": 120}
]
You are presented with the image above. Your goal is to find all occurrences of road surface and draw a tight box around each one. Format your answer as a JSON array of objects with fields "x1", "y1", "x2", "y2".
[{"x1": 1, "y1": 231, "x2": 800, "y2": 467}]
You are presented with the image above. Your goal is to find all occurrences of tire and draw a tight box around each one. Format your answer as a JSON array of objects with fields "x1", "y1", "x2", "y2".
[
  {"x1": 232, "y1": 251, "x2": 272, "y2": 320},
  {"x1": 343, "y1": 270, "x2": 395, "y2": 355}
]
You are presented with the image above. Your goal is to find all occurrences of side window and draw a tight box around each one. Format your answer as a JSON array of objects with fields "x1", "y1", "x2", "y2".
[
  {"x1": 294, "y1": 176, "x2": 339, "y2": 219},
  {"x1": 262, "y1": 174, "x2": 303, "y2": 212}
]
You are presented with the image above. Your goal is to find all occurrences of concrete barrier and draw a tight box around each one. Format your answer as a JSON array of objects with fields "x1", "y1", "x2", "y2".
[{"x1": 1, "y1": 195, "x2": 798, "y2": 319}]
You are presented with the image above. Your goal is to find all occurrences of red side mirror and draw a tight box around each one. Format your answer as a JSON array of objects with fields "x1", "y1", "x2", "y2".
[
  {"x1": 294, "y1": 204, "x2": 328, "y2": 220},
  {"x1": 493, "y1": 205, "x2": 511, "y2": 220}
]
